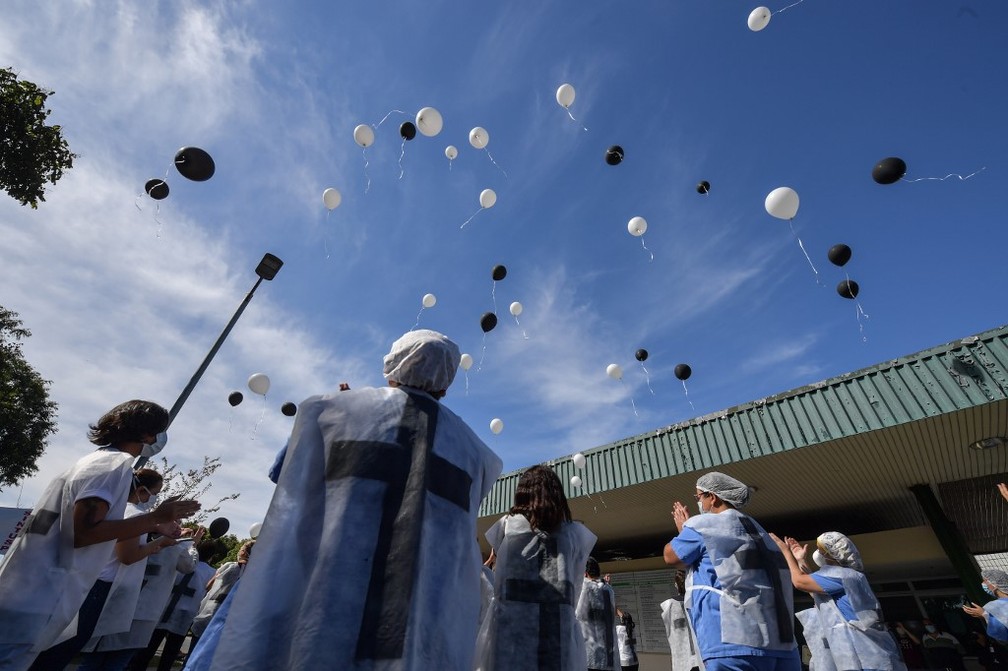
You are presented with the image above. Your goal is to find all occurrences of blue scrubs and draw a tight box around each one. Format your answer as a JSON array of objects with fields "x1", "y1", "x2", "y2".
[
  {"x1": 809, "y1": 572, "x2": 856, "y2": 621},
  {"x1": 671, "y1": 526, "x2": 800, "y2": 671}
]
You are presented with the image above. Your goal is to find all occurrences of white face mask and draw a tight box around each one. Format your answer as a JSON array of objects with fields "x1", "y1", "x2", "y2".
[
  {"x1": 813, "y1": 549, "x2": 827, "y2": 567},
  {"x1": 141, "y1": 431, "x2": 168, "y2": 458},
  {"x1": 132, "y1": 499, "x2": 155, "y2": 513}
]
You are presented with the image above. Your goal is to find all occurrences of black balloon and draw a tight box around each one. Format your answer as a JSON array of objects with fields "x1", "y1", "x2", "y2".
[
  {"x1": 605, "y1": 145, "x2": 624, "y2": 166},
  {"x1": 174, "y1": 147, "x2": 215, "y2": 182},
  {"x1": 674, "y1": 363, "x2": 692, "y2": 381},
  {"x1": 400, "y1": 121, "x2": 417, "y2": 141},
  {"x1": 227, "y1": 391, "x2": 243, "y2": 407},
  {"x1": 872, "y1": 157, "x2": 906, "y2": 185},
  {"x1": 480, "y1": 312, "x2": 498, "y2": 333},
  {"x1": 696, "y1": 180, "x2": 710, "y2": 195},
  {"x1": 828, "y1": 244, "x2": 852, "y2": 267},
  {"x1": 635, "y1": 348, "x2": 648, "y2": 362},
  {"x1": 281, "y1": 402, "x2": 297, "y2": 417},
  {"x1": 145, "y1": 178, "x2": 169, "y2": 200},
  {"x1": 492, "y1": 264, "x2": 507, "y2": 281},
  {"x1": 837, "y1": 279, "x2": 859, "y2": 299},
  {"x1": 208, "y1": 517, "x2": 230, "y2": 539}
]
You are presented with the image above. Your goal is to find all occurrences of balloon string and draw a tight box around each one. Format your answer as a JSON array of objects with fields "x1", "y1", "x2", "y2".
[
  {"x1": 491, "y1": 280, "x2": 497, "y2": 314},
  {"x1": 153, "y1": 203, "x2": 164, "y2": 239},
  {"x1": 855, "y1": 301, "x2": 870, "y2": 343},
  {"x1": 460, "y1": 207, "x2": 482, "y2": 229},
  {"x1": 412, "y1": 307, "x2": 424, "y2": 331},
  {"x1": 477, "y1": 332, "x2": 488, "y2": 372},
  {"x1": 681, "y1": 380, "x2": 697, "y2": 414},
  {"x1": 902, "y1": 166, "x2": 986, "y2": 183},
  {"x1": 641, "y1": 363, "x2": 655, "y2": 395},
  {"x1": 775, "y1": 0, "x2": 805, "y2": 13},
  {"x1": 361, "y1": 149, "x2": 371, "y2": 195},
  {"x1": 565, "y1": 108, "x2": 588, "y2": 132},
  {"x1": 250, "y1": 394, "x2": 266, "y2": 440},
  {"x1": 448, "y1": 158, "x2": 453, "y2": 173},
  {"x1": 374, "y1": 110, "x2": 405, "y2": 128},
  {"x1": 640, "y1": 237, "x2": 654, "y2": 262},
  {"x1": 323, "y1": 210, "x2": 332, "y2": 260},
  {"x1": 513, "y1": 315, "x2": 528, "y2": 340},
  {"x1": 788, "y1": 220, "x2": 820, "y2": 284},
  {"x1": 398, "y1": 139, "x2": 407, "y2": 180},
  {"x1": 464, "y1": 370, "x2": 470, "y2": 396},
  {"x1": 630, "y1": 396, "x2": 639, "y2": 418},
  {"x1": 484, "y1": 148, "x2": 509, "y2": 180}
]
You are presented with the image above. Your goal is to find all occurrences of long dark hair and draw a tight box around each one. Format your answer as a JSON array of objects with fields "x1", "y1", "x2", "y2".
[
  {"x1": 509, "y1": 464, "x2": 571, "y2": 533},
  {"x1": 88, "y1": 400, "x2": 169, "y2": 446}
]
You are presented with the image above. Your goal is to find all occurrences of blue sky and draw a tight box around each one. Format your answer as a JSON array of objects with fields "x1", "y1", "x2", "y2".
[{"x1": 1, "y1": 1, "x2": 1005, "y2": 537}]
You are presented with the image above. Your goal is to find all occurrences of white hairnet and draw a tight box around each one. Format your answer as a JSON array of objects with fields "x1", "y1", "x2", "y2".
[
  {"x1": 696, "y1": 472, "x2": 751, "y2": 508},
  {"x1": 382, "y1": 329, "x2": 460, "y2": 393},
  {"x1": 816, "y1": 531, "x2": 863, "y2": 572},
  {"x1": 982, "y1": 568, "x2": 1008, "y2": 593}
]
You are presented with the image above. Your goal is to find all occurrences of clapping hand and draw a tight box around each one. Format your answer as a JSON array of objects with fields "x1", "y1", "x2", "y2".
[{"x1": 672, "y1": 501, "x2": 690, "y2": 533}]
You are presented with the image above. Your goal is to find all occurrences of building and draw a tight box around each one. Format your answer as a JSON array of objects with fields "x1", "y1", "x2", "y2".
[{"x1": 477, "y1": 323, "x2": 1008, "y2": 669}]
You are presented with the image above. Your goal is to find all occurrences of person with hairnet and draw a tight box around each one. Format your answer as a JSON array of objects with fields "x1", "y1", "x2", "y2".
[
  {"x1": 769, "y1": 531, "x2": 906, "y2": 671},
  {"x1": 963, "y1": 569, "x2": 1008, "y2": 644},
  {"x1": 191, "y1": 329, "x2": 503, "y2": 670},
  {"x1": 663, "y1": 472, "x2": 799, "y2": 671}
]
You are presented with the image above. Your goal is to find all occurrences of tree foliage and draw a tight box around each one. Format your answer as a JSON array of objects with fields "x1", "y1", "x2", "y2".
[
  {"x1": 0, "y1": 306, "x2": 58, "y2": 489},
  {"x1": 151, "y1": 454, "x2": 240, "y2": 526},
  {"x1": 0, "y1": 67, "x2": 76, "y2": 208}
]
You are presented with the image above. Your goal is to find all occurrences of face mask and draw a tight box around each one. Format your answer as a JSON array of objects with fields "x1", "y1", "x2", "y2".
[
  {"x1": 812, "y1": 549, "x2": 827, "y2": 567},
  {"x1": 983, "y1": 583, "x2": 997, "y2": 597},
  {"x1": 132, "y1": 499, "x2": 155, "y2": 513},
  {"x1": 697, "y1": 500, "x2": 709, "y2": 515},
  {"x1": 141, "y1": 431, "x2": 168, "y2": 458}
]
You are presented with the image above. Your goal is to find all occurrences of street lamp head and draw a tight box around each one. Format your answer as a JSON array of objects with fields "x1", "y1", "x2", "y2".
[{"x1": 255, "y1": 253, "x2": 283, "y2": 281}]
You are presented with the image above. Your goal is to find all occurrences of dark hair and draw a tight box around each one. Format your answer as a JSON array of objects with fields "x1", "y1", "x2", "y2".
[
  {"x1": 586, "y1": 556, "x2": 601, "y2": 578},
  {"x1": 88, "y1": 400, "x2": 169, "y2": 447},
  {"x1": 130, "y1": 467, "x2": 163, "y2": 495},
  {"x1": 196, "y1": 538, "x2": 224, "y2": 563},
  {"x1": 509, "y1": 464, "x2": 571, "y2": 533},
  {"x1": 621, "y1": 610, "x2": 636, "y2": 641}
]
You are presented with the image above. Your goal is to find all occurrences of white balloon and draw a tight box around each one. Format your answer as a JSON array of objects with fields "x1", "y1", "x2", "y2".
[
  {"x1": 572, "y1": 452, "x2": 587, "y2": 470},
  {"x1": 353, "y1": 124, "x2": 374, "y2": 148},
  {"x1": 248, "y1": 373, "x2": 270, "y2": 395},
  {"x1": 249, "y1": 522, "x2": 262, "y2": 538},
  {"x1": 459, "y1": 353, "x2": 473, "y2": 370},
  {"x1": 480, "y1": 188, "x2": 497, "y2": 209},
  {"x1": 509, "y1": 301, "x2": 523, "y2": 317},
  {"x1": 556, "y1": 83, "x2": 576, "y2": 108},
  {"x1": 490, "y1": 418, "x2": 504, "y2": 435},
  {"x1": 445, "y1": 145, "x2": 458, "y2": 160},
  {"x1": 415, "y1": 107, "x2": 443, "y2": 137},
  {"x1": 748, "y1": 6, "x2": 772, "y2": 31},
  {"x1": 570, "y1": 475, "x2": 583, "y2": 488},
  {"x1": 606, "y1": 363, "x2": 623, "y2": 380},
  {"x1": 422, "y1": 293, "x2": 436, "y2": 308},
  {"x1": 322, "y1": 187, "x2": 341, "y2": 210},
  {"x1": 627, "y1": 216, "x2": 648, "y2": 237},
  {"x1": 469, "y1": 127, "x2": 489, "y2": 149},
  {"x1": 765, "y1": 186, "x2": 800, "y2": 220}
]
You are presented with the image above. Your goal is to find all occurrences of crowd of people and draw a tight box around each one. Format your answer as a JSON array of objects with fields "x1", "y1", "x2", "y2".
[{"x1": 1, "y1": 328, "x2": 1007, "y2": 671}]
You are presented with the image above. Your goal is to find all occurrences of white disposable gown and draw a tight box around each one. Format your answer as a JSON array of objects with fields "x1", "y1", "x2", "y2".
[
  {"x1": 660, "y1": 595, "x2": 705, "y2": 671},
  {"x1": 159, "y1": 559, "x2": 216, "y2": 636},
  {"x1": 475, "y1": 514, "x2": 597, "y2": 671},
  {"x1": 91, "y1": 541, "x2": 196, "y2": 651},
  {"x1": 0, "y1": 448, "x2": 133, "y2": 668},
  {"x1": 802, "y1": 565, "x2": 906, "y2": 671},
  {"x1": 683, "y1": 510, "x2": 797, "y2": 653},
  {"x1": 577, "y1": 578, "x2": 620, "y2": 671},
  {"x1": 200, "y1": 386, "x2": 503, "y2": 670}
]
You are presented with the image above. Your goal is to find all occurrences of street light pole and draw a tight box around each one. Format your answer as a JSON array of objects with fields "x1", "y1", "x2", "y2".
[{"x1": 136, "y1": 253, "x2": 283, "y2": 468}]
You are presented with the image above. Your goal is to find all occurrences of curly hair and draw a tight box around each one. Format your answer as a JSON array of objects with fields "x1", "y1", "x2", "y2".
[
  {"x1": 509, "y1": 464, "x2": 571, "y2": 533},
  {"x1": 88, "y1": 400, "x2": 169, "y2": 447}
]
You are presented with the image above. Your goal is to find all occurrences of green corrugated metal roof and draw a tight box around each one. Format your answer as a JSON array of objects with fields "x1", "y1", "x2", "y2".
[{"x1": 478, "y1": 323, "x2": 1008, "y2": 518}]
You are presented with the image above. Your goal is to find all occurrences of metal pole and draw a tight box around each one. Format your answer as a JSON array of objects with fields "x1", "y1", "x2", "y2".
[
  {"x1": 165, "y1": 275, "x2": 264, "y2": 426},
  {"x1": 135, "y1": 261, "x2": 276, "y2": 470}
]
